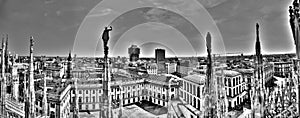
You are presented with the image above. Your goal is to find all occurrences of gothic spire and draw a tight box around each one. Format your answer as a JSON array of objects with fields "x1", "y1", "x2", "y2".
[
  {"x1": 1, "y1": 34, "x2": 7, "y2": 117},
  {"x1": 28, "y1": 36, "x2": 36, "y2": 118},
  {"x1": 255, "y1": 23, "x2": 262, "y2": 65},
  {"x1": 5, "y1": 34, "x2": 9, "y2": 73}
]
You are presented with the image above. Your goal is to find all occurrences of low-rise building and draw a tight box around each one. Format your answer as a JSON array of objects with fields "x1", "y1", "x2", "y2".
[
  {"x1": 273, "y1": 61, "x2": 292, "y2": 78},
  {"x1": 216, "y1": 70, "x2": 247, "y2": 111},
  {"x1": 178, "y1": 74, "x2": 205, "y2": 118}
]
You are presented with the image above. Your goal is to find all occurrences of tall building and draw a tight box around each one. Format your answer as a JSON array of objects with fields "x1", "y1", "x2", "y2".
[
  {"x1": 66, "y1": 51, "x2": 72, "y2": 79},
  {"x1": 155, "y1": 49, "x2": 166, "y2": 74},
  {"x1": 155, "y1": 49, "x2": 165, "y2": 63},
  {"x1": 128, "y1": 45, "x2": 140, "y2": 62}
]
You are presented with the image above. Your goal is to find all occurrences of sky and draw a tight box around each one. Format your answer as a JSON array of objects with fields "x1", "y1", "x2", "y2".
[{"x1": 0, "y1": 0, "x2": 295, "y2": 57}]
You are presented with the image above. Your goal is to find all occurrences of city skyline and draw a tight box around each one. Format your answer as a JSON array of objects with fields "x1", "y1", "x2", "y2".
[
  {"x1": 1, "y1": 0, "x2": 300, "y2": 117},
  {"x1": 0, "y1": 0, "x2": 296, "y2": 57}
]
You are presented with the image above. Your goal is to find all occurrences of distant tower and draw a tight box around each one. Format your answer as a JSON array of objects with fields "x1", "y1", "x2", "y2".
[
  {"x1": 155, "y1": 49, "x2": 166, "y2": 74},
  {"x1": 66, "y1": 51, "x2": 72, "y2": 79},
  {"x1": 203, "y1": 32, "x2": 217, "y2": 118},
  {"x1": 28, "y1": 36, "x2": 36, "y2": 118},
  {"x1": 0, "y1": 35, "x2": 7, "y2": 117},
  {"x1": 128, "y1": 45, "x2": 140, "y2": 62},
  {"x1": 252, "y1": 23, "x2": 264, "y2": 117},
  {"x1": 155, "y1": 49, "x2": 165, "y2": 63}
]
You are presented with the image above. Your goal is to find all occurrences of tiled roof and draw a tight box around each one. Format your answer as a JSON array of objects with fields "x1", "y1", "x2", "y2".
[
  {"x1": 216, "y1": 70, "x2": 241, "y2": 77},
  {"x1": 182, "y1": 74, "x2": 205, "y2": 84},
  {"x1": 235, "y1": 68, "x2": 255, "y2": 74},
  {"x1": 147, "y1": 75, "x2": 169, "y2": 82}
]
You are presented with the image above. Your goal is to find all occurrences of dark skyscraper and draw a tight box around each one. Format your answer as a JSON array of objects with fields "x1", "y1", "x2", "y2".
[
  {"x1": 155, "y1": 49, "x2": 165, "y2": 63},
  {"x1": 66, "y1": 51, "x2": 72, "y2": 79},
  {"x1": 128, "y1": 45, "x2": 140, "y2": 62}
]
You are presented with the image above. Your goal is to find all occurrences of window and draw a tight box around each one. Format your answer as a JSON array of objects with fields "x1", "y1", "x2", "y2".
[
  {"x1": 99, "y1": 90, "x2": 101, "y2": 94},
  {"x1": 171, "y1": 88, "x2": 174, "y2": 92},
  {"x1": 193, "y1": 85, "x2": 195, "y2": 95},
  {"x1": 79, "y1": 90, "x2": 82, "y2": 94},
  {"x1": 79, "y1": 97, "x2": 82, "y2": 103},
  {"x1": 198, "y1": 99, "x2": 200, "y2": 110},
  {"x1": 93, "y1": 96, "x2": 95, "y2": 102},
  {"x1": 233, "y1": 78, "x2": 236, "y2": 86},
  {"x1": 86, "y1": 90, "x2": 89, "y2": 94},
  {"x1": 93, "y1": 90, "x2": 95, "y2": 94},
  {"x1": 86, "y1": 105, "x2": 88, "y2": 110},
  {"x1": 93, "y1": 104, "x2": 95, "y2": 109},
  {"x1": 51, "y1": 103, "x2": 55, "y2": 108},
  {"x1": 197, "y1": 87, "x2": 200, "y2": 97},
  {"x1": 190, "y1": 84, "x2": 192, "y2": 93},
  {"x1": 86, "y1": 97, "x2": 89, "y2": 103}
]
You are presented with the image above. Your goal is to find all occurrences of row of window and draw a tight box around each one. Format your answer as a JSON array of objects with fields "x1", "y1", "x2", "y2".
[
  {"x1": 226, "y1": 84, "x2": 246, "y2": 98},
  {"x1": 181, "y1": 90, "x2": 201, "y2": 110},
  {"x1": 183, "y1": 80, "x2": 201, "y2": 98},
  {"x1": 224, "y1": 76, "x2": 244, "y2": 87},
  {"x1": 78, "y1": 89, "x2": 102, "y2": 94},
  {"x1": 79, "y1": 96, "x2": 101, "y2": 103}
]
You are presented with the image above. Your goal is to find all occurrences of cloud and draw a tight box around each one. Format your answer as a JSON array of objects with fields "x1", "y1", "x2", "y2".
[
  {"x1": 87, "y1": 8, "x2": 115, "y2": 18},
  {"x1": 143, "y1": 22, "x2": 172, "y2": 30},
  {"x1": 56, "y1": 10, "x2": 61, "y2": 16},
  {"x1": 197, "y1": 0, "x2": 228, "y2": 8},
  {"x1": 44, "y1": 0, "x2": 55, "y2": 4},
  {"x1": 144, "y1": 8, "x2": 186, "y2": 27},
  {"x1": 0, "y1": 0, "x2": 8, "y2": 17},
  {"x1": 60, "y1": 23, "x2": 80, "y2": 31}
]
